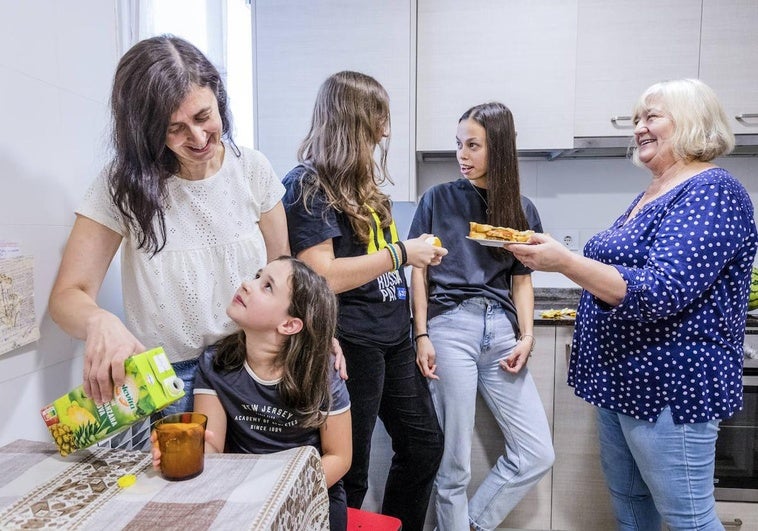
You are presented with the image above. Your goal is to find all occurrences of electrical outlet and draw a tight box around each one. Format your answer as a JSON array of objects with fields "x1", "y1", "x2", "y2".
[{"x1": 556, "y1": 229, "x2": 580, "y2": 251}]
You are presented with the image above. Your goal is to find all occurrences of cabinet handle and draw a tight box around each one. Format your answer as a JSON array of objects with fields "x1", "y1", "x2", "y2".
[
  {"x1": 610, "y1": 115, "x2": 634, "y2": 128},
  {"x1": 736, "y1": 113, "x2": 758, "y2": 124},
  {"x1": 722, "y1": 518, "x2": 743, "y2": 529}
]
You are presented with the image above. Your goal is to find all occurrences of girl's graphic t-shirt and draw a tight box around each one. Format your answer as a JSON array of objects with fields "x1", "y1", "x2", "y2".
[{"x1": 194, "y1": 349, "x2": 350, "y2": 454}]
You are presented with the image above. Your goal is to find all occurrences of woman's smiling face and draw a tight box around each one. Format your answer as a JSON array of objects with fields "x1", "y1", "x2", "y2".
[
  {"x1": 633, "y1": 98, "x2": 677, "y2": 171},
  {"x1": 165, "y1": 84, "x2": 223, "y2": 176}
]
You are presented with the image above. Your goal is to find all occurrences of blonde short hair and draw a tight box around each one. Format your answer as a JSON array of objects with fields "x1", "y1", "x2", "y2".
[{"x1": 630, "y1": 78, "x2": 734, "y2": 166}]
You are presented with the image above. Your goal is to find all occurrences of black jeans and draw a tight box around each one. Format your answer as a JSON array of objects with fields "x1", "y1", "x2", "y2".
[
  {"x1": 329, "y1": 480, "x2": 347, "y2": 530},
  {"x1": 339, "y1": 335, "x2": 444, "y2": 531}
]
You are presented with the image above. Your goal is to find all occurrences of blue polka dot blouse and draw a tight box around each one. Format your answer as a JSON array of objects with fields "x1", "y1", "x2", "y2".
[{"x1": 569, "y1": 168, "x2": 758, "y2": 424}]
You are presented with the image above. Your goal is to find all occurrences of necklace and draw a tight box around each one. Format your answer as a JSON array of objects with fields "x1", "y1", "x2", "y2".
[{"x1": 469, "y1": 180, "x2": 491, "y2": 215}]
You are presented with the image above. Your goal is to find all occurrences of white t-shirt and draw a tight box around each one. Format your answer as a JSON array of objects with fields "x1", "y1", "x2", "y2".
[{"x1": 77, "y1": 146, "x2": 285, "y2": 362}]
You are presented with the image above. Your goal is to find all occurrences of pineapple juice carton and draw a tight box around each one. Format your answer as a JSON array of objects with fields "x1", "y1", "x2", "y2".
[{"x1": 40, "y1": 347, "x2": 185, "y2": 456}]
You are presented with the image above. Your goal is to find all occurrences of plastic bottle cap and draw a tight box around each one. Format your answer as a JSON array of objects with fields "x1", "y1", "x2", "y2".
[
  {"x1": 164, "y1": 377, "x2": 185, "y2": 397},
  {"x1": 117, "y1": 474, "x2": 136, "y2": 488}
]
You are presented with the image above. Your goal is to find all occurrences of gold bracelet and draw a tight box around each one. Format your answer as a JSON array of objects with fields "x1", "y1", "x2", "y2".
[{"x1": 519, "y1": 334, "x2": 535, "y2": 353}]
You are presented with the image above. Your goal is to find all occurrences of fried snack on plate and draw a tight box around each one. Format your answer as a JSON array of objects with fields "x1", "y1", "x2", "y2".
[
  {"x1": 469, "y1": 222, "x2": 494, "y2": 235},
  {"x1": 468, "y1": 221, "x2": 535, "y2": 242},
  {"x1": 486, "y1": 227, "x2": 535, "y2": 242}
]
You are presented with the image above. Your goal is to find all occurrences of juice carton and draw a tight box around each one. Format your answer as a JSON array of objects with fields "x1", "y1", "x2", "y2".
[{"x1": 40, "y1": 347, "x2": 185, "y2": 456}]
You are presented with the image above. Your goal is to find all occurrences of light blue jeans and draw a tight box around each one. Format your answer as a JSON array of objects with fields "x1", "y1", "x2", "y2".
[
  {"x1": 596, "y1": 406, "x2": 723, "y2": 531},
  {"x1": 428, "y1": 297, "x2": 554, "y2": 531}
]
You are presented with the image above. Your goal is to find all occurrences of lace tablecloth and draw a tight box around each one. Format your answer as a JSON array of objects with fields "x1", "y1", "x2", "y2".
[{"x1": 0, "y1": 439, "x2": 329, "y2": 530}]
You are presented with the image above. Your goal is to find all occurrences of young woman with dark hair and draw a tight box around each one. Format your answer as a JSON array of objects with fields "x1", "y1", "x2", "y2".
[{"x1": 410, "y1": 102, "x2": 554, "y2": 531}]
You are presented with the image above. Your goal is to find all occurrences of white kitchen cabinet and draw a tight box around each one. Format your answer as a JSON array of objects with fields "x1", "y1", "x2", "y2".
[
  {"x1": 574, "y1": 0, "x2": 701, "y2": 138},
  {"x1": 416, "y1": 0, "x2": 578, "y2": 152},
  {"x1": 699, "y1": 1, "x2": 758, "y2": 136},
  {"x1": 252, "y1": 0, "x2": 416, "y2": 200},
  {"x1": 551, "y1": 326, "x2": 617, "y2": 531}
]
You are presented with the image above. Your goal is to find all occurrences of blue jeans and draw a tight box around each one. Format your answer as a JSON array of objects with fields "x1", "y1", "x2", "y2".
[
  {"x1": 339, "y1": 335, "x2": 443, "y2": 531},
  {"x1": 596, "y1": 406, "x2": 722, "y2": 531},
  {"x1": 428, "y1": 297, "x2": 554, "y2": 531}
]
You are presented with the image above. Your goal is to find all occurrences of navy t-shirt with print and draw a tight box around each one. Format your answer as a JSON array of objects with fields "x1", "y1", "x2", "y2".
[
  {"x1": 408, "y1": 178, "x2": 543, "y2": 334},
  {"x1": 571, "y1": 168, "x2": 758, "y2": 424},
  {"x1": 193, "y1": 348, "x2": 351, "y2": 454},
  {"x1": 282, "y1": 165, "x2": 411, "y2": 346}
]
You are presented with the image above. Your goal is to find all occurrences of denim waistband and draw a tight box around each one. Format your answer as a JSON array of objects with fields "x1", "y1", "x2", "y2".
[
  {"x1": 171, "y1": 357, "x2": 199, "y2": 370},
  {"x1": 459, "y1": 296, "x2": 503, "y2": 311}
]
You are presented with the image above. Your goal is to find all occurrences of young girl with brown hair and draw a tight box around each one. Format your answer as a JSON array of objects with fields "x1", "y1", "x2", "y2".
[
  {"x1": 154, "y1": 257, "x2": 351, "y2": 529},
  {"x1": 282, "y1": 71, "x2": 446, "y2": 529}
]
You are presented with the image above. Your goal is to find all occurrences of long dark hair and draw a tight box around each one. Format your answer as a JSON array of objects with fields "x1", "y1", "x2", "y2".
[
  {"x1": 297, "y1": 71, "x2": 393, "y2": 245},
  {"x1": 212, "y1": 257, "x2": 338, "y2": 428},
  {"x1": 109, "y1": 35, "x2": 238, "y2": 255},
  {"x1": 460, "y1": 102, "x2": 528, "y2": 230}
]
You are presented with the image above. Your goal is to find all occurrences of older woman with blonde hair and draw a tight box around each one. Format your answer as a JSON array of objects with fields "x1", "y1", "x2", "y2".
[{"x1": 509, "y1": 78, "x2": 758, "y2": 530}]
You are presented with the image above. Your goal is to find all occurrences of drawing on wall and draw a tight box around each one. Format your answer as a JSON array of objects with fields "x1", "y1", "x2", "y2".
[{"x1": 0, "y1": 257, "x2": 40, "y2": 355}]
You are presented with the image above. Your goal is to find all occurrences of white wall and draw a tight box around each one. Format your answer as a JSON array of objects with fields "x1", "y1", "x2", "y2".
[{"x1": 0, "y1": 1, "x2": 122, "y2": 446}]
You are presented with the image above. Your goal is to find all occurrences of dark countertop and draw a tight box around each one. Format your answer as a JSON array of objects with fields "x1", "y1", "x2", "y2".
[
  {"x1": 535, "y1": 311, "x2": 576, "y2": 326},
  {"x1": 533, "y1": 287, "x2": 580, "y2": 326},
  {"x1": 533, "y1": 293, "x2": 758, "y2": 330}
]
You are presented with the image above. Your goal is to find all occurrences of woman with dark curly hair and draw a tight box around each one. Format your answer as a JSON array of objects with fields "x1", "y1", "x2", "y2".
[{"x1": 49, "y1": 35, "x2": 289, "y2": 449}]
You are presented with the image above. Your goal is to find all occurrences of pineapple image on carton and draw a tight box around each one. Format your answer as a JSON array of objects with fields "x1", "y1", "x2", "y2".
[{"x1": 41, "y1": 347, "x2": 185, "y2": 456}]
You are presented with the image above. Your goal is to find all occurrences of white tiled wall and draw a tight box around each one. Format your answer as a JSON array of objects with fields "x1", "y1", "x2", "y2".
[{"x1": 0, "y1": 0, "x2": 120, "y2": 446}]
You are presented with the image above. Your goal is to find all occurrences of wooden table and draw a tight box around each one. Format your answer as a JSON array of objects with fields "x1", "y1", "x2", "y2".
[{"x1": 0, "y1": 439, "x2": 329, "y2": 530}]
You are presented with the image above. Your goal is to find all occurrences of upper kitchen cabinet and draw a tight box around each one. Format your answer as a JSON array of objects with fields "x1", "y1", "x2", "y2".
[
  {"x1": 574, "y1": 0, "x2": 701, "y2": 138},
  {"x1": 416, "y1": 0, "x2": 578, "y2": 153},
  {"x1": 252, "y1": 0, "x2": 416, "y2": 200},
  {"x1": 699, "y1": 0, "x2": 758, "y2": 135}
]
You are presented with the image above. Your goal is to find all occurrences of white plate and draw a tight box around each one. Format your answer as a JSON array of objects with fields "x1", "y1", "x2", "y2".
[{"x1": 465, "y1": 236, "x2": 522, "y2": 247}]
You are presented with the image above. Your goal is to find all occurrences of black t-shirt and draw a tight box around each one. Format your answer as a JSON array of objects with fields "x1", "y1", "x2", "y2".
[
  {"x1": 282, "y1": 165, "x2": 411, "y2": 346},
  {"x1": 408, "y1": 178, "x2": 543, "y2": 333}
]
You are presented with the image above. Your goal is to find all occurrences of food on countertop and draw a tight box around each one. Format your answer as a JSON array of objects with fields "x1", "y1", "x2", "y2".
[
  {"x1": 468, "y1": 222, "x2": 535, "y2": 242},
  {"x1": 540, "y1": 308, "x2": 577, "y2": 319},
  {"x1": 749, "y1": 267, "x2": 758, "y2": 311}
]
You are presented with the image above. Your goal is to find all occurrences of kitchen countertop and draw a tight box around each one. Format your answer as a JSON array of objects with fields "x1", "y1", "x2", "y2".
[
  {"x1": 534, "y1": 287, "x2": 580, "y2": 326},
  {"x1": 746, "y1": 314, "x2": 758, "y2": 332},
  {"x1": 533, "y1": 292, "x2": 758, "y2": 331}
]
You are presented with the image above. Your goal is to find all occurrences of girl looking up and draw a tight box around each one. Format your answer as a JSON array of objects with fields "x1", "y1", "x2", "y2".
[{"x1": 154, "y1": 257, "x2": 352, "y2": 529}]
